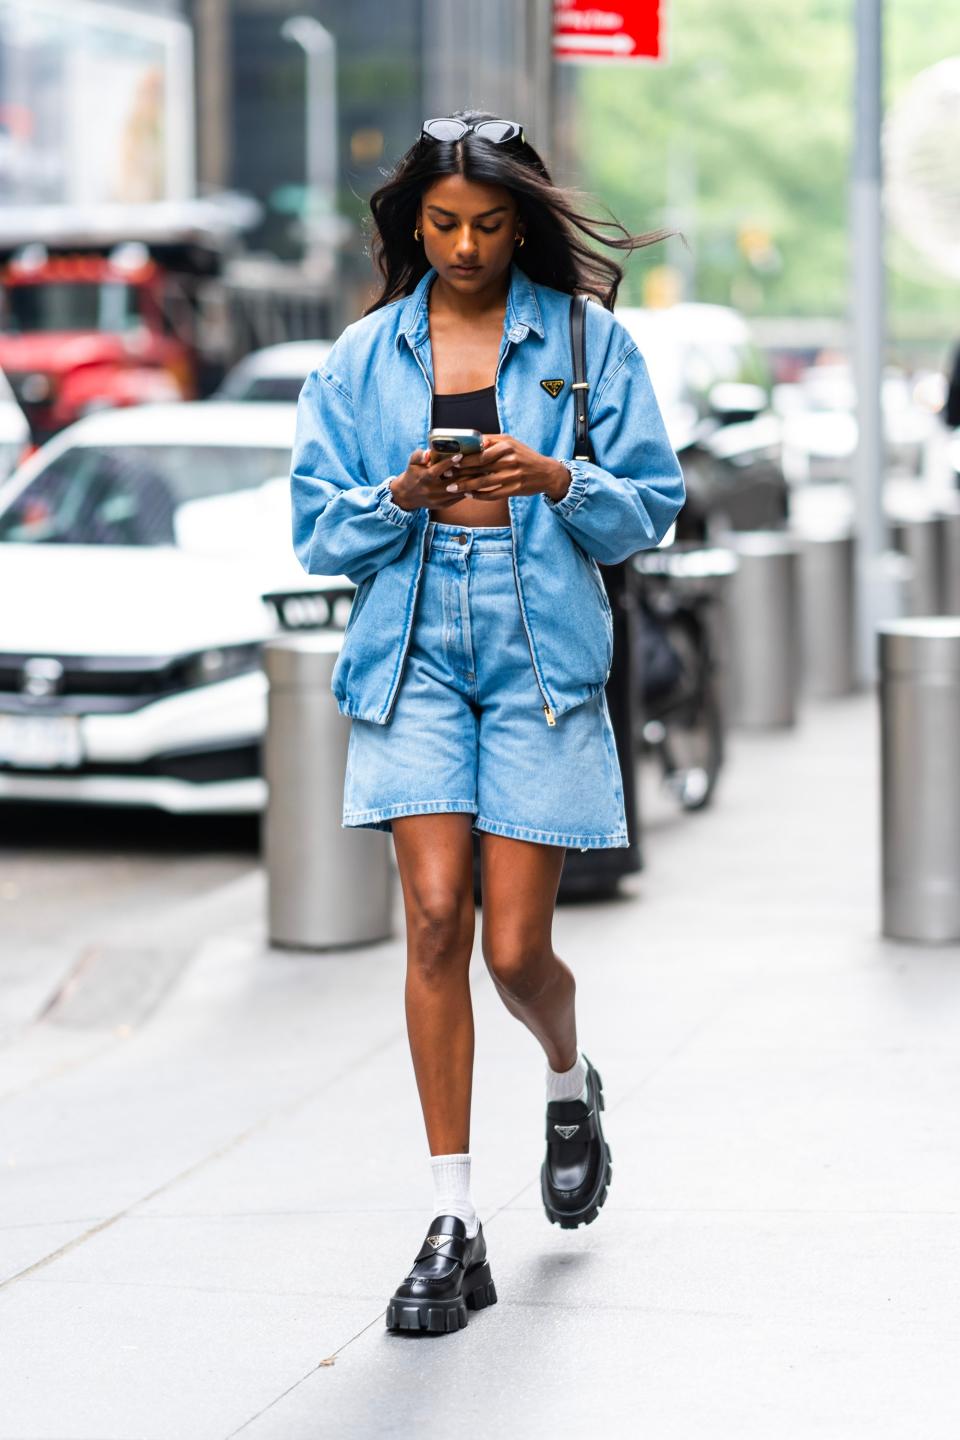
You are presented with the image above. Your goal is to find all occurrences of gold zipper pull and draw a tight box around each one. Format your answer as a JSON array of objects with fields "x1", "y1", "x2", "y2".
[{"x1": 543, "y1": 704, "x2": 556, "y2": 727}]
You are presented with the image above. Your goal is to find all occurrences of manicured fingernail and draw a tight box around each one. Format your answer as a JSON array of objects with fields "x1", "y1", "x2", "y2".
[
  {"x1": 446, "y1": 483, "x2": 458, "y2": 492},
  {"x1": 452, "y1": 454, "x2": 463, "y2": 464}
]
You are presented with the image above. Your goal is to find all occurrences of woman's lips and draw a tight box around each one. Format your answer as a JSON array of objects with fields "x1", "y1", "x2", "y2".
[{"x1": 451, "y1": 264, "x2": 481, "y2": 274}]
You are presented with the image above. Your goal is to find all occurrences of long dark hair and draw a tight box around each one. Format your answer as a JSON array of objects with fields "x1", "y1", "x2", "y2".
[{"x1": 364, "y1": 109, "x2": 673, "y2": 314}]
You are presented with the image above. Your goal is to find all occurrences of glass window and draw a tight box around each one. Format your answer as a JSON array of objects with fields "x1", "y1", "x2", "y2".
[
  {"x1": 220, "y1": 374, "x2": 307, "y2": 403},
  {"x1": 2, "y1": 282, "x2": 141, "y2": 334},
  {"x1": 0, "y1": 443, "x2": 291, "y2": 546}
]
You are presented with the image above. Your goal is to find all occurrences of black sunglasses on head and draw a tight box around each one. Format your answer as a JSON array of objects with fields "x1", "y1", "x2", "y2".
[{"x1": 420, "y1": 117, "x2": 525, "y2": 146}]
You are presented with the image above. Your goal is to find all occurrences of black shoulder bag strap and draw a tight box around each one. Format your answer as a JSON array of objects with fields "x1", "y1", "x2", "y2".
[{"x1": 569, "y1": 293, "x2": 595, "y2": 463}]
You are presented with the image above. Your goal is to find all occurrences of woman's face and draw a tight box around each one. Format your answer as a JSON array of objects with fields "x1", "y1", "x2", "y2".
[{"x1": 417, "y1": 174, "x2": 521, "y2": 294}]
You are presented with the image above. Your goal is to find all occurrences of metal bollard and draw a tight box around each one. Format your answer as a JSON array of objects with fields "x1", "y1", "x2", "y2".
[
  {"x1": 889, "y1": 511, "x2": 942, "y2": 618},
  {"x1": 724, "y1": 532, "x2": 801, "y2": 727},
  {"x1": 262, "y1": 634, "x2": 393, "y2": 950},
  {"x1": 935, "y1": 496, "x2": 960, "y2": 615},
  {"x1": 794, "y1": 527, "x2": 857, "y2": 697},
  {"x1": 878, "y1": 618, "x2": 960, "y2": 943}
]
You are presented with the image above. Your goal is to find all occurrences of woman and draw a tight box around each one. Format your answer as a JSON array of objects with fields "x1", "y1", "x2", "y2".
[{"x1": 290, "y1": 112, "x2": 684, "y2": 1335}]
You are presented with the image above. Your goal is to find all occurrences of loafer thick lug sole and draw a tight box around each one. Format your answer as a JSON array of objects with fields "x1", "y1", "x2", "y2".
[
  {"x1": 385, "y1": 1260, "x2": 497, "y2": 1333},
  {"x1": 385, "y1": 1214, "x2": 498, "y2": 1334},
  {"x1": 541, "y1": 1056, "x2": 612, "y2": 1230}
]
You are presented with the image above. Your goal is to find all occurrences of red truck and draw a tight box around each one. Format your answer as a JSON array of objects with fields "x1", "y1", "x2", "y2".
[{"x1": 0, "y1": 239, "x2": 203, "y2": 444}]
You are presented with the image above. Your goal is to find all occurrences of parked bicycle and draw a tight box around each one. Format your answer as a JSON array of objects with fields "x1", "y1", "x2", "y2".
[{"x1": 630, "y1": 545, "x2": 736, "y2": 812}]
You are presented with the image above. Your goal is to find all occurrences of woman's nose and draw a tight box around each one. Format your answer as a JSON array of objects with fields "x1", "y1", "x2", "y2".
[{"x1": 455, "y1": 228, "x2": 478, "y2": 256}]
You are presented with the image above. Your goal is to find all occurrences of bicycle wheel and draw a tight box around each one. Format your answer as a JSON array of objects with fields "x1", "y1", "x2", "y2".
[{"x1": 646, "y1": 611, "x2": 725, "y2": 811}]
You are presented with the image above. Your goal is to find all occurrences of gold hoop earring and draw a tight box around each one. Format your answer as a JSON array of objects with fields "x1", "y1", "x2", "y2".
[
  {"x1": 515, "y1": 232, "x2": 525, "y2": 248},
  {"x1": 413, "y1": 225, "x2": 423, "y2": 241}
]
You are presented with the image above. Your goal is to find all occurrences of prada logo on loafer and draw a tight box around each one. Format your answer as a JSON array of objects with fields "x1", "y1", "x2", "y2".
[
  {"x1": 553, "y1": 1123, "x2": 580, "y2": 1139},
  {"x1": 426, "y1": 1235, "x2": 445, "y2": 1249},
  {"x1": 540, "y1": 378, "x2": 565, "y2": 398}
]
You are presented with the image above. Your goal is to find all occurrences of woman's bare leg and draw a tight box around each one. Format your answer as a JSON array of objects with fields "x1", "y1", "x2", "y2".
[
  {"x1": 391, "y1": 813, "x2": 477, "y2": 1154},
  {"x1": 478, "y1": 834, "x2": 577, "y2": 1072}
]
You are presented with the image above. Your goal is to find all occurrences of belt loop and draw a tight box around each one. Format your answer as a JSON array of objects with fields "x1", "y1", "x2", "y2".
[{"x1": 424, "y1": 519, "x2": 435, "y2": 559}]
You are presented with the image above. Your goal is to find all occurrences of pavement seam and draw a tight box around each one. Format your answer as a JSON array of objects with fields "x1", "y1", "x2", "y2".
[
  {"x1": 222, "y1": 1309, "x2": 387, "y2": 1438},
  {"x1": 0, "y1": 871, "x2": 265, "y2": 1101},
  {"x1": 0, "y1": 1030, "x2": 404, "y2": 1294},
  {"x1": 217, "y1": 999, "x2": 748, "y2": 1434},
  {"x1": 0, "y1": 1032, "x2": 124, "y2": 1105}
]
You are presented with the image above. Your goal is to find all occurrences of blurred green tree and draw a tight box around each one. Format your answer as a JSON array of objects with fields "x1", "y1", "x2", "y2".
[{"x1": 572, "y1": 0, "x2": 959, "y2": 348}]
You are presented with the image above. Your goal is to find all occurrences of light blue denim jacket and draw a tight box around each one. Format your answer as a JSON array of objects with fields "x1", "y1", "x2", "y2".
[{"x1": 290, "y1": 263, "x2": 684, "y2": 726}]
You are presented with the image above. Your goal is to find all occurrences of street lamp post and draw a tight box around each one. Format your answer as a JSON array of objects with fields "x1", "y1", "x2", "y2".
[
  {"x1": 280, "y1": 15, "x2": 337, "y2": 274},
  {"x1": 851, "y1": 0, "x2": 897, "y2": 684}
]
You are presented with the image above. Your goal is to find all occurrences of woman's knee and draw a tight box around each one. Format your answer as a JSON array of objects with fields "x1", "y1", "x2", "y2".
[
  {"x1": 406, "y1": 891, "x2": 474, "y2": 985},
  {"x1": 483, "y1": 934, "x2": 556, "y2": 1004}
]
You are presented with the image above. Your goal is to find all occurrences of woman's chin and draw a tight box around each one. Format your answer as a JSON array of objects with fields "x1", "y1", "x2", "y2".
[{"x1": 438, "y1": 263, "x2": 512, "y2": 295}]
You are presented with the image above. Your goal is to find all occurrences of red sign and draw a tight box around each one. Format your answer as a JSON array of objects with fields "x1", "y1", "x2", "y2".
[{"x1": 553, "y1": 1, "x2": 664, "y2": 63}]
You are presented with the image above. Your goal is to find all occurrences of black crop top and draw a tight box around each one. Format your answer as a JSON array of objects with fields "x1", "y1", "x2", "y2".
[{"x1": 431, "y1": 384, "x2": 500, "y2": 436}]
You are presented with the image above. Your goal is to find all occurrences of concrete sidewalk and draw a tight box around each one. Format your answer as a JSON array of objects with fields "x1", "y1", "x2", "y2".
[{"x1": 1, "y1": 691, "x2": 959, "y2": 1439}]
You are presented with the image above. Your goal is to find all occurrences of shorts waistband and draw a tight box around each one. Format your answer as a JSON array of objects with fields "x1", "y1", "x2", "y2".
[{"x1": 425, "y1": 519, "x2": 514, "y2": 557}]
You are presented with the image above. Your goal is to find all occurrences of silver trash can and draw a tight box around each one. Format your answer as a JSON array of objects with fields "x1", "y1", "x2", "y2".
[
  {"x1": 262, "y1": 633, "x2": 393, "y2": 950},
  {"x1": 794, "y1": 526, "x2": 857, "y2": 698},
  {"x1": 878, "y1": 618, "x2": 960, "y2": 943},
  {"x1": 724, "y1": 532, "x2": 800, "y2": 727}
]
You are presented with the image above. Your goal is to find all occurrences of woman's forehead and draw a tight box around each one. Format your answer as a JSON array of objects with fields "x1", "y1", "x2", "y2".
[{"x1": 422, "y1": 174, "x2": 515, "y2": 217}]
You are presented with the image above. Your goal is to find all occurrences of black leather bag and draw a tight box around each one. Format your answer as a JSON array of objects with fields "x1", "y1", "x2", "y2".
[
  {"x1": 569, "y1": 295, "x2": 683, "y2": 704},
  {"x1": 569, "y1": 293, "x2": 596, "y2": 464}
]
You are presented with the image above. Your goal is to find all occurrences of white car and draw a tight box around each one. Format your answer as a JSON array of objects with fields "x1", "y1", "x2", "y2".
[
  {"x1": 777, "y1": 363, "x2": 936, "y2": 485},
  {"x1": 615, "y1": 303, "x2": 786, "y2": 536},
  {"x1": 215, "y1": 340, "x2": 334, "y2": 404},
  {"x1": 0, "y1": 366, "x2": 30, "y2": 480},
  {"x1": 0, "y1": 402, "x2": 348, "y2": 814}
]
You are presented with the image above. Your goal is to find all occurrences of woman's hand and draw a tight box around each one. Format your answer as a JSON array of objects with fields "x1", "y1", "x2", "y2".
[
  {"x1": 438, "y1": 435, "x2": 571, "y2": 502},
  {"x1": 388, "y1": 448, "x2": 471, "y2": 511}
]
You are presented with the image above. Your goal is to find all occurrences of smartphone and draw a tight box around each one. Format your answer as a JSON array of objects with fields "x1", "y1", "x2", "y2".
[{"x1": 428, "y1": 427, "x2": 484, "y2": 457}]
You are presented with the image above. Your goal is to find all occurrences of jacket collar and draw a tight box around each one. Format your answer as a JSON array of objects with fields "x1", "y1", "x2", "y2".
[{"x1": 395, "y1": 262, "x2": 545, "y2": 350}]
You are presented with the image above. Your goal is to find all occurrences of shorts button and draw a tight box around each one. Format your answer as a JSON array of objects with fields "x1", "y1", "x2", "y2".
[{"x1": 457, "y1": 532, "x2": 468, "y2": 544}]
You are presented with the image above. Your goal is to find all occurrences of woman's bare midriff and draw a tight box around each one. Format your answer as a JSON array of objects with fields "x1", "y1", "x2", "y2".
[{"x1": 429, "y1": 497, "x2": 512, "y2": 527}]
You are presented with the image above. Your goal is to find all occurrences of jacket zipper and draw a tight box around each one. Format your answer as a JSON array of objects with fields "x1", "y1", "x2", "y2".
[
  {"x1": 492, "y1": 336, "x2": 557, "y2": 725},
  {"x1": 510, "y1": 526, "x2": 556, "y2": 726}
]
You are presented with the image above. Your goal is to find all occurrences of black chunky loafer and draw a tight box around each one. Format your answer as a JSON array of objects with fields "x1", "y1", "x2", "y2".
[
  {"x1": 385, "y1": 1213, "x2": 498, "y2": 1334},
  {"x1": 541, "y1": 1055, "x2": 612, "y2": 1229}
]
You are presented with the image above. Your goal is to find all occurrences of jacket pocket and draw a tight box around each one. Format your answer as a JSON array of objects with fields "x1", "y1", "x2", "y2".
[
  {"x1": 342, "y1": 575, "x2": 373, "y2": 636},
  {"x1": 588, "y1": 559, "x2": 614, "y2": 624},
  {"x1": 331, "y1": 578, "x2": 373, "y2": 700}
]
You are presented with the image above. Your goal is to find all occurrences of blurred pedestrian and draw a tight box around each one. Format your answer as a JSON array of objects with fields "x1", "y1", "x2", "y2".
[
  {"x1": 944, "y1": 341, "x2": 960, "y2": 430},
  {"x1": 290, "y1": 111, "x2": 684, "y2": 1334}
]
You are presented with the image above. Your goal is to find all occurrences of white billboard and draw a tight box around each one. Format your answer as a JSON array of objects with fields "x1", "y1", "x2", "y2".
[{"x1": 0, "y1": 0, "x2": 194, "y2": 207}]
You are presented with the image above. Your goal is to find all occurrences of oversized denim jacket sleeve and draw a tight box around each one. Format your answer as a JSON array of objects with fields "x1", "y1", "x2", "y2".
[
  {"x1": 542, "y1": 316, "x2": 685, "y2": 566},
  {"x1": 290, "y1": 342, "x2": 418, "y2": 586}
]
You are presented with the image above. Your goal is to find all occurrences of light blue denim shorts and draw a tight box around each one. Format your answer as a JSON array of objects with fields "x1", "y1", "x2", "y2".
[{"x1": 342, "y1": 520, "x2": 629, "y2": 850}]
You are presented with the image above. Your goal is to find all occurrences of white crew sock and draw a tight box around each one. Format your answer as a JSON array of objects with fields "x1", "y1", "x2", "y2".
[
  {"x1": 546, "y1": 1047, "x2": 589, "y2": 1104},
  {"x1": 430, "y1": 1153, "x2": 479, "y2": 1238}
]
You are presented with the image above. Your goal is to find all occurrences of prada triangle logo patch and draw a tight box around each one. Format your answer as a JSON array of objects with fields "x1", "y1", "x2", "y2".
[
  {"x1": 540, "y1": 378, "x2": 565, "y2": 398},
  {"x1": 426, "y1": 1234, "x2": 445, "y2": 1249},
  {"x1": 554, "y1": 1123, "x2": 580, "y2": 1139}
]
